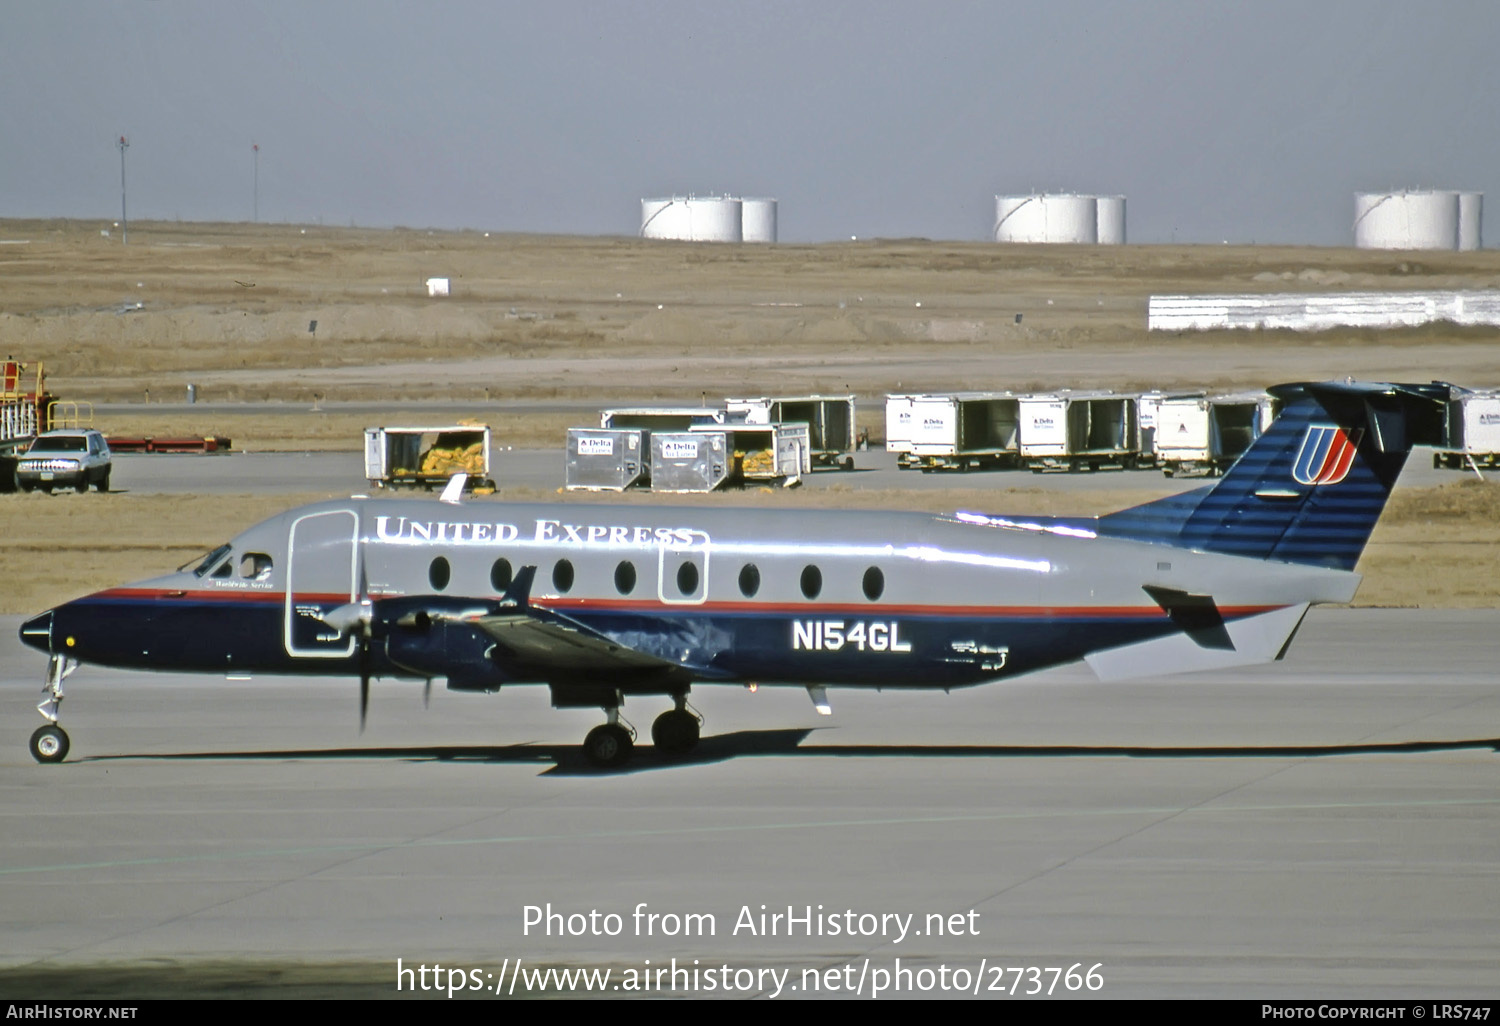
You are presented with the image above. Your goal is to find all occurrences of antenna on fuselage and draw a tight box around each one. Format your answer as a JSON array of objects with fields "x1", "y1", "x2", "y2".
[{"x1": 439, "y1": 474, "x2": 468, "y2": 504}]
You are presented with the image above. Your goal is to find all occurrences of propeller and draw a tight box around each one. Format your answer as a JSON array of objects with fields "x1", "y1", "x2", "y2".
[{"x1": 322, "y1": 544, "x2": 375, "y2": 732}]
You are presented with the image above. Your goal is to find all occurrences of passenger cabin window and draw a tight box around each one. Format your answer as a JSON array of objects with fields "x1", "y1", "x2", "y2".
[
  {"x1": 553, "y1": 559, "x2": 575, "y2": 593},
  {"x1": 738, "y1": 564, "x2": 760, "y2": 598},
  {"x1": 614, "y1": 560, "x2": 637, "y2": 595},
  {"x1": 240, "y1": 553, "x2": 274, "y2": 581},
  {"x1": 800, "y1": 565, "x2": 822, "y2": 600},
  {"x1": 490, "y1": 558, "x2": 513, "y2": 593},
  {"x1": 429, "y1": 556, "x2": 451, "y2": 591},
  {"x1": 676, "y1": 561, "x2": 699, "y2": 596},
  {"x1": 862, "y1": 566, "x2": 885, "y2": 601}
]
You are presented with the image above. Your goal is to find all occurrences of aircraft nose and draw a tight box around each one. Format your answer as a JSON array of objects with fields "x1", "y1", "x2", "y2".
[{"x1": 20, "y1": 609, "x2": 54, "y2": 653}]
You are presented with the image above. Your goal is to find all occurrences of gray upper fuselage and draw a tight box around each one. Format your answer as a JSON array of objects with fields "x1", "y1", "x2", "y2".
[{"x1": 158, "y1": 495, "x2": 1357, "y2": 622}]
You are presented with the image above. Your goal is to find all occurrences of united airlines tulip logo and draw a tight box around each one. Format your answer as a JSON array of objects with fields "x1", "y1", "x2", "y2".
[{"x1": 1293, "y1": 426, "x2": 1362, "y2": 485}]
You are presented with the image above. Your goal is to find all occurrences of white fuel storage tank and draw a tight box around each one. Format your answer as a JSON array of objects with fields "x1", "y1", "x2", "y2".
[
  {"x1": 741, "y1": 198, "x2": 778, "y2": 243},
  {"x1": 1459, "y1": 192, "x2": 1483, "y2": 251},
  {"x1": 1095, "y1": 195, "x2": 1126, "y2": 244},
  {"x1": 640, "y1": 196, "x2": 744, "y2": 242},
  {"x1": 994, "y1": 194, "x2": 1111, "y2": 244},
  {"x1": 1354, "y1": 190, "x2": 1462, "y2": 250}
]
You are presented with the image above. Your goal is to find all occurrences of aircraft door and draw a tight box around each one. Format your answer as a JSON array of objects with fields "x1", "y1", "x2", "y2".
[
  {"x1": 284, "y1": 509, "x2": 360, "y2": 658},
  {"x1": 657, "y1": 530, "x2": 710, "y2": 605}
]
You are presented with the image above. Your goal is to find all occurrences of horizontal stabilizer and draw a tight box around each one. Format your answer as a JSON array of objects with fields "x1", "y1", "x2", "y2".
[
  {"x1": 1085, "y1": 603, "x2": 1310, "y2": 681},
  {"x1": 1141, "y1": 585, "x2": 1234, "y2": 651}
]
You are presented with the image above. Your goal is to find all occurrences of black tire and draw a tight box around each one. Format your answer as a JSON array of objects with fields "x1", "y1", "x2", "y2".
[
  {"x1": 842, "y1": 456, "x2": 855, "y2": 471},
  {"x1": 651, "y1": 709, "x2": 701, "y2": 755},
  {"x1": 583, "y1": 723, "x2": 633, "y2": 769},
  {"x1": 74, "y1": 476, "x2": 88, "y2": 493},
  {"x1": 95, "y1": 469, "x2": 110, "y2": 493},
  {"x1": 39, "y1": 483, "x2": 52, "y2": 494},
  {"x1": 29, "y1": 724, "x2": 70, "y2": 764},
  {"x1": 16, "y1": 473, "x2": 32, "y2": 493}
]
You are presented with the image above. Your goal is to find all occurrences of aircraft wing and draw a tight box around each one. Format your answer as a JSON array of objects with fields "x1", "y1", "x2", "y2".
[
  {"x1": 371, "y1": 565, "x2": 735, "y2": 682},
  {"x1": 472, "y1": 608, "x2": 681, "y2": 673}
]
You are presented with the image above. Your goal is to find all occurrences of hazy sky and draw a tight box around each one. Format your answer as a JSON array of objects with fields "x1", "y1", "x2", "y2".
[{"x1": 4, "y1": 1, "x2": 1499, "y2": 244}]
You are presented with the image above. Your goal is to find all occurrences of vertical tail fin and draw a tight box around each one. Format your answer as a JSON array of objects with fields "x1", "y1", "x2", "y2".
[{"x1": 1099, "y1": 381, "x2": 1453, "y2": 569}]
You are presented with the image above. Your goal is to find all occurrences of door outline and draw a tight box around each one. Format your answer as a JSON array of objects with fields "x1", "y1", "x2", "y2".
[{"x1": 284, "y1": 508, "x2": 359, "y2": 658}]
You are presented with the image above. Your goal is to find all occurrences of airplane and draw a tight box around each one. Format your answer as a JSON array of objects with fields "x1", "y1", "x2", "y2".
[{"x1": 18, "y1": 380, "x2": 1451, "y2": 768}]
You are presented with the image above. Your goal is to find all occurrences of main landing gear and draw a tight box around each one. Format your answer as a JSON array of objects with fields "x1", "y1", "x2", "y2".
[
  {"x1": 583, "y1": 708, "x2": 635, "y2": 770},
  {"x1": 651, "y1": 696, "x2": 701, "y2": 756},
  {"x1": 30, "y1": 655, "x2": 77, "y2": 763},
  {"x1": 582, "y1": 694, "x2": 702, "y2": 769}
]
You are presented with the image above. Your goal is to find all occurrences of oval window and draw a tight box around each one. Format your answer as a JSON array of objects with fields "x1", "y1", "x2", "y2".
[
  {"x1": 677, "y1": 561, "x2": 699, "y2": 596},
  {"x1": 490, "y1": 557, "x2": 513, "y2": 593},
  {"x1": 553, "y1": 559, "x2": 575, "y2": 593},
  {"x1": 800, "y1": 564, "x2": 822, "y2": 599},
  {"x1": 429, "y1": 556, "x2": 451, "y2": 591},
  {"x1": 738, "y1": 563, "x2": 761, "y2": 598},
  {"x1": 862, "y1": 566, "x2": 885, "y2": 601},
  {"x1": 614, "y1": 560, "x2": 637, "y2": 595}
]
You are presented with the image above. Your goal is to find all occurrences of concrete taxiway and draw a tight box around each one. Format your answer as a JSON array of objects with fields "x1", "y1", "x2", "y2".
[{"x1": 2, "y1": 609, "x2": 1497, "y2": 999}]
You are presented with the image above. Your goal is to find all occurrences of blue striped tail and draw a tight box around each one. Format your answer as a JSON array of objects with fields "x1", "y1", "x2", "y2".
[{"x1": 1096, "y1": 381, "x2": 1453, "y2": 570}]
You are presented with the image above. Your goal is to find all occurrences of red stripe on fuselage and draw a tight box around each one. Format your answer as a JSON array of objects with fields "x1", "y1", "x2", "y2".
[{"x1": 81, "y1": 587, "x2": 1283, "y2": 620}]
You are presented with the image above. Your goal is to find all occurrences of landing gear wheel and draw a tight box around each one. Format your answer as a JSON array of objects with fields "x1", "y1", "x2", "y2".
[
  {"x1": 29, "y1": 724, "x2": 70, "y2": 764},
  {"x1": 583, "y1": 723, "x2": 633, "y2": 768},
  {"x1": 651, "y1": 709, "x2": 701, "y2": 755}
]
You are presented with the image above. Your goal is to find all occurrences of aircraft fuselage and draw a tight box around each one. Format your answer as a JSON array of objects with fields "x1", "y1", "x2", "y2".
[{"x1": 22, "y1": 497, "x2": 1354, "y2": 696}]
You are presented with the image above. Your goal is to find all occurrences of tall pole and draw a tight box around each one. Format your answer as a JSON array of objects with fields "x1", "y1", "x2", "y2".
[
  {"x1": 117, "y1": 135, "x2": 129, "y2": 245},
  {"x1": 252, "y1": 143, "x2": 259, "y2": 223}
]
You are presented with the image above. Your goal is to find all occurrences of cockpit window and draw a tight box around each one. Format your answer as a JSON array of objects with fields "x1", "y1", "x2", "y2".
[
  {"x1": 240, "y1": 553, "x2": 273, "y2": 581},
  {"x1": 181, "y1": 543, "x2": 233, "y2": 577}
]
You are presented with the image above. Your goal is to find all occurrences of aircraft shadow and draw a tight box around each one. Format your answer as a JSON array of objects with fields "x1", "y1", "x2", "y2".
[{"x1": 77, "y1": 730, "x2": 1500, "y2": 776}]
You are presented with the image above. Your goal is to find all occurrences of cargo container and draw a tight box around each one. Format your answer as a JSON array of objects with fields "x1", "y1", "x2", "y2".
[
  {"x1": 1018, "y1": 392, "x2": 1138, "y2": 472},
  {"x1": 889, "y1": 392, "x2": 1021, "y2": 471},
  {"x1": 364, "y1": 425, "x2": 494, "y2": 491},
  {"x1": 1433, "y1": 389, "x2": 1500, "y2": 469},
  {"x1": 1153, "y1": 394, "x2": 1272, "y2": 477},
  {"x1": 650, "y1": 431, "x2": 730, "y2": 492},
  {"x1": 885, "y1": 394, "x2": 919, "y2": 467},
  {"x1": 1134, "y1": 391, "x2": 1168, "y2": 468},
  {"x1": 565, "y1": 428, "x2": 647, "y2": 491},
  {"x1": 697, "y1": 422, "x2": 811, "y2": 483},
  {"x1": 725, "y1": 394, "x2": 857, "y2": 469}
]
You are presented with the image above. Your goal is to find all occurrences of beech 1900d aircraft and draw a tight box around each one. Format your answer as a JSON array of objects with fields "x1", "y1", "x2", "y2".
[{"x1": 19, "y1": 381, "x2": 1451, "y2": 767}]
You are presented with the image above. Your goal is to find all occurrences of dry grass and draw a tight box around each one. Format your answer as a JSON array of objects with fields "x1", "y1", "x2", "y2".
[{"x1": 6, "y1": 219, "x2": 1500, "y2": 404}]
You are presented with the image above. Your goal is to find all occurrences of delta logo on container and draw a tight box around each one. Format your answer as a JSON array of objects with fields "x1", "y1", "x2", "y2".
[{"x1": 1292, "y1": 426, "x2": 1363, "y2": 485}]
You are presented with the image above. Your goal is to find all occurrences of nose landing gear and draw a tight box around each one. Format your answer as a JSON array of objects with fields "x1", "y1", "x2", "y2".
[
  {"x1": 30, "y1": 724, "x2": 69, "y2": 763},
  {"x1": 30, "y1": 655, "x2": 78, "y2": 763}
]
